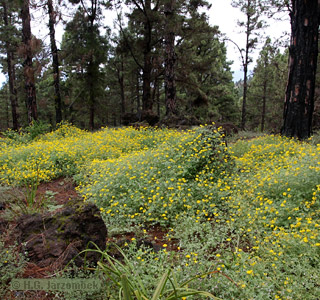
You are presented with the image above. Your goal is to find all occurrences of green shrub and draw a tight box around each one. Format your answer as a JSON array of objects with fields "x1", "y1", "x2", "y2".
[{"x1": 24, "y1": 120, "x2": 51, "y2": 140}]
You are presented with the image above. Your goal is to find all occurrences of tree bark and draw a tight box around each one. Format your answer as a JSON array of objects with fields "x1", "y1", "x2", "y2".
[
  {"x1": 21, "y1": 0, "x2": 37, "y2": 123},
  {"x1": 7, "y1": 51, "x2": 19, "y2": 130},
  {"x1": 88, "y1": 59, "x2": 95, "y2": 130},
  {"x1": 241, "y1": 9, "x2": 251, "y2": 130},
  {"x1": 261, "y1": 54, "x2": 268, "y2": 132},
  {"x1": 5, "y1": 85, "x2": 9, "y2": 128},
  {"x1": 164, "y1": 0, "x2": 177, "y2": 117},
  {"x1": 86, "y1": 22, "x2": 95, "y2": 130},
  {"x1": 137, "y1": 69, "x2": 141, "y2": 115},
  {"x1": 118, "y1": 56, "x2": 126, "y2": 118},
  {"x1": 281, "y1": 0, "x2": 319, "y2": 139},
  {"x1": 47, "y1": 0, "x2": 62, "y2": 124},
  {"x1": 89, "y1": 98, "x2": 95, "y2": 129},
  {"x1": 85, "y1": 0, "x2": 97, "y2": 130},
  {"x1": 2, "y1": 0, "x2": 19, "y2": 130},
  {"x1": 261, "y1": 78, "x2": 267, "y2": 132},
  {"x1": 156, "y1": 80, "x2": 160, "y2": 118},
  {"x1": 141, "y1": 0, "x2": 153, "y2": 113},
  {"x1": 241, "y1": 64, "x2": 248, "y2": 130}
]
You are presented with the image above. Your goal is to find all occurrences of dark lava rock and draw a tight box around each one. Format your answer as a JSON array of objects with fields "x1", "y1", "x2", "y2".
[{"x1": 16, "y1": 199, "x2": 107, "y2": 269}]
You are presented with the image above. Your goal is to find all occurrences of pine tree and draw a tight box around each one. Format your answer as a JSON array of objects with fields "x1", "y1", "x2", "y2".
[
  {"x1": 0, "y1": 0, "x2": 20, "y2": 129},
  {"x1": 47, "y1": 0, "x2": 62, "y2": 124},
  {"x1": 175, "y1": 11, "x2": 238, "y2": 123},
  {"x1": 247, "y1": 38, "x2": 288, "y2": 132},
  {"x1": 121, "y1": 0, "x2": 162, "y2": 120},
  {"x1": 61, "y1": 2, "x2": 109, "y2": 129},
  {"x1": 113, "y1": 0, "x2": 236, "y2": 125},
  {"x1": 231, "y1": 0, "x2": 265, "y2": 130},
  {"x1": 281, "y1": 0, "x2": 319, "y2": 139},
  {"x1": 20, "y1": 0, "x2": 38, "y2": 123},
  {"x1": 164, "y1": 0, "x2": 177, "y2": 117}
]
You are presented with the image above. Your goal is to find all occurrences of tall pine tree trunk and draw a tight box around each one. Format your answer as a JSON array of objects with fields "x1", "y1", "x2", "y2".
[
  {"x1": 136, "y1": 70, "x2": 141, "y2": 115},
  {"x1": 88, "y1": 59, "x2": 95, "y2": 130},
  {"x1": 87, "y1": 0, "x2": 97, "y2": 130},
  {"x1": 261, "y1": 55, "x2": 268, "y2": 132},
  {"x1": 89, "y1": 97, "x2": 94, "y2": 129},
  {"x1": 156, "y1": 81, "x2": 160, "y2": 118},
  {"x1": 142, "y1": 53, "x2": 152, "y2": 111},
  {"x1": 281, "y1": 0, "x2": 319, "y2": 139},
  {"x1": 2, "y1": 0, "x2": 19, "y2": 130},
  {"x1": 47, "y1": 0, "x2": 62, "y2": 124},
  {"x1": 142, "y1": 0, "x2": 153, "y2": 113},
  {"x1": 6, "y1": 51, "x2": 19, "y2": 129},
  {"x1": 261, "y1": 79, "x2": 267, "y2": 132},
  {"x1": 241, "y1": 11, "x2": 251, "y2": 130},
  {"x1": 21, "y1": 0, "x2": 37, "y2": 123},
  {"x1": 164, "y1": 0, "x2": 177, "y2": 117},
  {"x1": 118, "y1": 56, "x2": 126, "y2": 119},
  {"x1": 241, "y1": 64, "x2": 248, "y2": 130}
]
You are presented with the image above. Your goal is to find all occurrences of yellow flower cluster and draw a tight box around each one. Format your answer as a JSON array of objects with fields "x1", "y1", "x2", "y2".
[
  {"x1": 1, "y1": 125, "x2": 319, "y2": 298},
  {"x1": 230, "y1": 135, "x2": 320, "y2": 249},
  {"x1": 223, "y1": 135, "x2": 320, "y2": 298},
  {"x1": 0, "y1": 124, "x2": 178, "y2": 185},
  {"x1": 76, "y1": 125, "x2": 228, "y2": 227}
]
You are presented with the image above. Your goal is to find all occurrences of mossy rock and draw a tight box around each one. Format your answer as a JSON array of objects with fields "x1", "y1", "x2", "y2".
[{"x1": 16, "y1": 199, "x2": 107, "y2": 269}]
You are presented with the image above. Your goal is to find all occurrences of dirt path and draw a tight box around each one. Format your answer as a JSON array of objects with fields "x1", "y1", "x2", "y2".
[{"x1": 36, "y1": 177, "x2": 78, "y2": 205}]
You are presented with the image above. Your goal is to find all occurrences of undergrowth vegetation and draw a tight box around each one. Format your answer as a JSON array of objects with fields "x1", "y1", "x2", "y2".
[{"x1": 0, "y1": 124, "x2": 319, "y2": 299}]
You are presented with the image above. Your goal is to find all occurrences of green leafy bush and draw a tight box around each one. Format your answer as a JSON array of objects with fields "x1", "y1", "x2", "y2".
[{"x1": 24, "y1": 120, "x2": 51, "y2": 140}]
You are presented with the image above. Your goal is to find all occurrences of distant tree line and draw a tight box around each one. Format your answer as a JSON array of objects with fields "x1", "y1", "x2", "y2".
[{"x1": 0, "y1": 0, "x2": 319, "y2": 139}]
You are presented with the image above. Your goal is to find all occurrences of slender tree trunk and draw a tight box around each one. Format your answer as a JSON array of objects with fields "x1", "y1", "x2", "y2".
[
  {"x1": 151, "y1": 77, "x2": 159, "y2": 117},
  {"x1": 142, "y1": 53, "x2": 152, "y2": 111},
  {"x1": 164, "y1": 0, "x2": 177, "y2": 117},
  {"x1": 89, "y1": 99, "x2": 94, "y2": 129},
  {"x1": 7, "y1": 51, "x2": 19, "y2": 130},
  {"x1": 156, "y1": 80, "x2": 160, "y2": 118},
  {"x1": 261, "y1": 54, "x2": 268, "y2": 132},
  {"x1": 261, "y1": 79, "x2": 267, "y2": 132},
  {"x1": 281, "y1": 0, "x2": 319, "y2": 139},
  {"x1": 88, "y1": 60, "x2": 95, "y2": 130},
  {"x1": 137, "y1": 69, "x2": 141, "y2": 116},
  {"x1": 129, "y1": 71, "x2": 135, "y2": 113},
  {"x1": 241, "y1": 12, "x2": 251, "y2": 130},
  {"x1": 118, "y1": 56, "x2": 126, "y2": 118},
  {"x1": 47, "y1": 0, "x2": 62, "y2": 124},
  {"x1": 241, "y1": 65, "x2": 248, "y2": 129},
  {"x1": 151, "y1": 77, "x2": 156, "y2": 103},
  {"x1": 5, "y1": 85, "x2": 9, "y2": 128},
  {"x1": 142, "y1": 0, "x2": 153, "y2": 112},
  {"x1": 2, "y1": 0, "x2": 19, "y2": 130},
  {"x1": 21, "y1": 0, "x2": 37, "y2": 123},
  {"x1": 86, "y1": 0, "x2": 97, "y2": 130}
]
